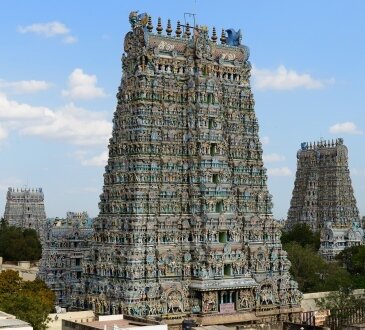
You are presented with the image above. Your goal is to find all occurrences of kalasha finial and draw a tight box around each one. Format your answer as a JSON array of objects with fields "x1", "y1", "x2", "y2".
[
  {"x1": 211, "y1": 27, "x2": 217, "y2": 43},
  {"x1": 156, "y1": 17, "x2": 163, "y2": 34},
  {"x1": 166, "y1": 19, "x2": 173, "y2": 36},
  {"x1": 220, "y1": 28, "x2": 226, "y2": 44},
  {"x1": 147, "y1": 16, "x2": 153, "y2": 32},
  {"x1": 175, "y1": 20, "x2": 182, "y2": 37},
  {"x1": 184, "y1": 22, "x2": 191, "y2": 39}
]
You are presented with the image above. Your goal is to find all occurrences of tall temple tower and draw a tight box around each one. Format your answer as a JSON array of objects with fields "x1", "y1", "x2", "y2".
[
  {"x1": 82, "y1": 12, "x2": 301, "y2": 325},
  {"x1": 38, "y1": 212, "x2": 93, "y2": 308},
  {"x1": 287, "y1": 139, "x2": 363, "y2": 260},
  {"x1": 3, "y1": 187, "x2": 46, "y2": 237}
]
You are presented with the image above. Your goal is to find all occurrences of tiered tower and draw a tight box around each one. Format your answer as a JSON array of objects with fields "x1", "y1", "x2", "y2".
[
  {"x1": 38, "y1": 212, "x2": 93, "y2": 308},
  {"x1": 287, "y1": 139, "x2": 363, "y2": 260},
  {"x1": 82, "y1": 12, "x2": 301, "y2": 325},
  {"x1": 3, "y1": 187, "x2": 46, "y2": 237}
]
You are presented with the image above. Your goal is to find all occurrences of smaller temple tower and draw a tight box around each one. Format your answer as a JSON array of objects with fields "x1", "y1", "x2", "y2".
[
  {"x1": 38, "y1": 212, "x2": 93, "y2": 309},
  {"x1": 287, "y1": 138, "x2": 363, "y2": 260},
  {"x1": 3, "y1": 187, "x2": 46, "y2": 237}
]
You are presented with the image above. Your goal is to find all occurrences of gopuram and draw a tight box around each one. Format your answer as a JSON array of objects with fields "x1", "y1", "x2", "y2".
[
  {"x1": 3, "y1": 187, "x2": 46, "y2": 237},
  {"x1": 81, "y1": 12, "x2": 302, "y2": 326},
  {"x1": 287, "y1": 139, "x2": 363, "y2": 260},
  {"x1": 38, "y1": 212, "x2": 93, "y2": 308}
]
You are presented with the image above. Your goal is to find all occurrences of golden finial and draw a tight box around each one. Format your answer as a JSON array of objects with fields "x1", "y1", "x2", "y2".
[
  {"x1": 147, "y1": 16, "x2": 153, "y2": 32},
  {"x1": 166, "y1": 19, "x2": 172, "y2": 36},
  {"x1": 211, "y1": 27, "x2": 217, "y2": 43},
  {"x1": 175, "y1": 20, "x2": 182, "y2": 37},
  {"x1": 220, "y1": 28, "x2": 226, "y2": 44},
  {"x1": 184, "y1": 22, "x2": 191, "y2": 39},
  {"x1": 156, "y1": 17, "x2": 163, "y2": 34}
]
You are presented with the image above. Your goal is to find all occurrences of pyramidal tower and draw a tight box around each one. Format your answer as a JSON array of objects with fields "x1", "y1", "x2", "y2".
[
  {"x1": 82, "y1": 12, "x2": 301, "y2": 325},
  {"x1": 3, "y1": 187, "x2": 46, "y2": 237},
  {"x1": 287, "y1": 139, "x2": 363, "y2": 260}
]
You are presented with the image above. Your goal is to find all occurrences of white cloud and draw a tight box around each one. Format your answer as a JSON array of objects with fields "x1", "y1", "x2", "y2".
[
  {"x1": 0, "y1": 125, "x2": 8, "y2": 141},
  {"x1": 63, "y1": 35, "x2": 78, "y2": 44},
  {"x1": 80, "y1": 150, "x2": 108, "y2": 167},
  {"x1": 18, "y1": 21, "x2": 69, "y2": 37},
  {"x1": 329, "y1": 121, "x2": 362, "y2": 135},
  {"x1": 62, "y1": 69, "x2": 106, "y2": 100},
  {"x1": 18, "y1": 21, "x2": 77, "y2": 44},
  {"x1": 351, "y1": 168, "x2": 365, "y2": 177},
  {"x1": 0, "y1": 93, "x2": 112, "y2": 146},
  {"x1": 0, "y1": 177, "x2": 23, "y2": 191},
  {"x1": 252, "y1": 65, "x2": 334, "y2": 90},
  {"x1": 0, "y1": 79, "x2": 51, "y2": 94},
  {"x1": 267, "y1": 167, "x2": 292, "y2": 177},
  {"x1": 263, "y1": 153, "x2": 286, "y2": 163},
  {"x1": 261, "y1": 136, "x2": 270, "y2": 145}
]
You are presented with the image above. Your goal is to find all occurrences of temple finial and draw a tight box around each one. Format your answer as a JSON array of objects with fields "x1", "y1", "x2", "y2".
[
  {"x1": 184, "y1": 23, "x2": 191, "y2": 39},
  {"x1": 147, "y1": 16, "x2": 153, "y2": 32},
  {"x1": 156, "y1": 17, "x2": 163, "y2": 34},
  {"x1": 166, "y1": 19, "x2": 172, "y2": 36},
  {"x1": 220, "y1": 28, "x2": 226, "y2": 44},
  {"x1": 175, "y1": 20, "x2": 182, "y2": 37},
  {"x1": 211, "y1": 27, "x2": 217, "y2": 43}
]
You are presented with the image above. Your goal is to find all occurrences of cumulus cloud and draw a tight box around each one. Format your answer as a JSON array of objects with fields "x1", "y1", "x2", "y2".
[
  {"x1": 329, "y1": 122, "x2": 362, "y2": 135},
  {"x1": 352, "y1": 168, "x2": 365, "y2": 177},
  {"x1": 0, "y1": 79, "x2": 51, "y2": 94},
  {"x1": 62, "y1": 69, "x2": 106, "y2": 100},
  {"x1": 18, "y1": 21, "x2": 77, "y2": 43},
  {"x1": 261, "y1": 136, "x2": 270, "y2": 145},
  {"x1": 263, "y1": 153, "x2": 285, "y2": 163},
  {"x1": 80, "y1": 150, "x2": 108, "y2": 167},
  {"x1": 267, "y1": 167, "x2": 292, "y2": 177},
  {"x1": 0, "y1": 125, "x2": 8, "y2": 141},
  {"x1": 0, "y1": 93, "x2": 112, "y2": 146},
  {"x1": 63, "y1": 35, "x2": 78, "y2": 44},
  {"x1": 252, "y1": 65, "x2": 334, "y2": 90}
]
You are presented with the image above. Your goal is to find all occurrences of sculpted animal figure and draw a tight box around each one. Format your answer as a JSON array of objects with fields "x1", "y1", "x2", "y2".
[{"x1": 226, "y1": 28, "x2": 242, "y2": 46}]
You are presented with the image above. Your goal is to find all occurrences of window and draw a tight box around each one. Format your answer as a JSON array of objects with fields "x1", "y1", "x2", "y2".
[
  {"x1": 210, "y1": 144, "x2": 217, "y2": 156},
  {"x1": 212, "y1": 173, "x2": 219, "y2": 184},
  {"x1": 224, "y1": 264, "x2": 232, "y2": 277},
  {"x1": 219, "y1": 231, "x2": 227, "y2": 243},
  {"x1": 216, "y1": 201, "x2": 223, "y2": 213}
]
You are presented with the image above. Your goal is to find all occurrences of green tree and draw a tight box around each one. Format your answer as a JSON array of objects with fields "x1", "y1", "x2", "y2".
[
  {"x1": 284, "y1": 242, "x2": 352, "y2": 293},
  {"x1": 336, "y1": 245, "x2": 365, "y2": 288},
  {"x1": 316, "y1": 287, "x2": 364, "y2": 310},
  {"x1": 0, "y1": 270, "x2": 55, "y2": 330},
  {"x1": 0, "y1": 224, "x2": 41, "y2": 261},
  {"x1": 281, "y1": 223, "x2": 320, "y2": 249}
]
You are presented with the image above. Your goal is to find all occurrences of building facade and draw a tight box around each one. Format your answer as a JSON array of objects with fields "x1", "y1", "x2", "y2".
[
  {"x1": 38, "y1": 212, "x2": 93, "y2": 309},
  {"x1": 81, "y1": 12, "x2": 302, "y2": 325},
  {"x1": 3, "y1": 187, "x2": 46, "y2": 237},
  {"x1": 287, "y1": 139, "x2": 363, "y2": 260}
]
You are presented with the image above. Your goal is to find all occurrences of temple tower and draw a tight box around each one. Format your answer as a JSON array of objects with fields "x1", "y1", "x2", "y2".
[
  {"x1": 82, "y1": 12, "x2": 301, "y2": 325},
  {"x1": 3, "y1": 187, "x2": 46, "y2": 237},
  {"x1": 38, "y1": 212, "x2": 93, "y2": 308},
  {"x1": 287, "y1": 139, "x2": 363, "y2": 260}
]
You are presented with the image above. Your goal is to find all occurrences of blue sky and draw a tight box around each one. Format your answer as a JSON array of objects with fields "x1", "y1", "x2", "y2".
[{"x1": 0, "y1": 0, "x2": 364, "y2": 219}]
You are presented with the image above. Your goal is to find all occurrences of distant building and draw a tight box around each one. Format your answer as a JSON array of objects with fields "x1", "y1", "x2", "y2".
[
  {"x1": 3, "y1": 187, "x2": 46, "y2": 237},
  {"x1": 62, "y1": 314, "x2": 166, "y2": 330},
  {"x1": 38, "y1": 212, "x2": 93, "y2": 309},
  {"x1": 0, "y1": 257, "x2": 38, "y2": 281},
  {"x1": 0, "y1": 310, "x2": 33, "y2": 330},
  {"x1": 287, "y1": 139, "x2": 363, "y2": 260}
]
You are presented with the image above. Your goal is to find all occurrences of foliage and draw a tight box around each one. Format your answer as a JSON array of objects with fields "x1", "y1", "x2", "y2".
[
  {"x1": 316, "y1": 287, "x2": 364, "y2": 310},
  {"x1": 336, "y1": 245, "x2": 365, "y2": 275},
  {"x1": 281, "y1": 223, "x2": 320, "y2": 249},
  {"x1": 0, "y1": 270, "x2": 55, "y2": 330},
  {"x1": 284, "y1": 242, "x2": 352, "y2": 293},
  {"x1": 0, "y1": 221, "x2": 41, "y2": 261}
]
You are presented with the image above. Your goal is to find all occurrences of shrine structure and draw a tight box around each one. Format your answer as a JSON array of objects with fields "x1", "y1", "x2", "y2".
[
  {"x1": 287, "y1": 139, "x2": 363, "y2": 260},
  {"x1": 81, "y1": 12, "x2": 302, "y2": 326}
]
